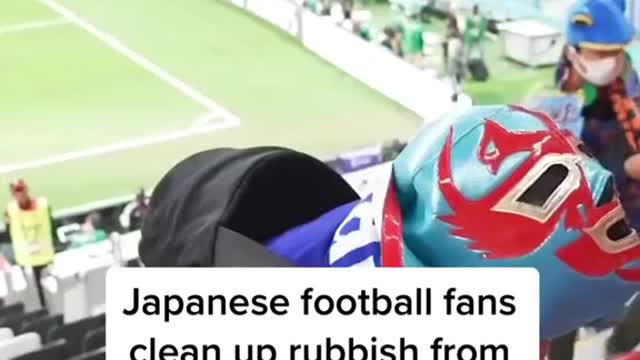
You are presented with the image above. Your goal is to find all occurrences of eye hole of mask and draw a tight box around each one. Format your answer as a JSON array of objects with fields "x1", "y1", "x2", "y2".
[{"x1": 517, "y1": 164, "x2": 569, "y2": 207}]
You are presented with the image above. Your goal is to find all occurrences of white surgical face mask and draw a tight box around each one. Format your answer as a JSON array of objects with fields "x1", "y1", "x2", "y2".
[{"x1": 576, "y1": 55, "x2": 621, "y2": 86}]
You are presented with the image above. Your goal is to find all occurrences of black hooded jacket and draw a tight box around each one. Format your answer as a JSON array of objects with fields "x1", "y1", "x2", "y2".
[{"x1": 139, "y1": 147, "x2": 360, "y2": 267}]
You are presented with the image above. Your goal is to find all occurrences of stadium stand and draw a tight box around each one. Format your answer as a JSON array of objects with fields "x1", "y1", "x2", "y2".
[
  {"x1": 0, "y1": 1, "x2": 636, "y2": 358},
  {"x1": 0, "y1": 301, "x2": 104, "y2": 359}
]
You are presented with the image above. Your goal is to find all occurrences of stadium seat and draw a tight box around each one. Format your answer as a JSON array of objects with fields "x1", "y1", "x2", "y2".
[
  {"x1": 0, "y1": 327, "x2": 13, "y2": 341},
  {"x1": 84, "y1": 266, "x2": 108, "y2": 316},
  {"x1": 0, "y1": 332, "x2": 41, "y2": 360},
  {"x1": 0, "y1": 302, "x2": 24, "y2": 318},
  {"x1": 0, "y1": 267, "x2": 31, "y2": 309},
  {"x1": 82, "y1": 327, "x2": 104, "y2": 353},
  {"x1": 20, "y1": 314, "x2": 63, "y2": 340},
  {"x1": 11, "y1": 339, "x2": 70, "y2": 360},
  {"x1": 47, "y1": 314, "x2": 105, "y2": 356},
  {"x1": 0, "y1": 309, "x2": 47, "y2": 333},
  {"x1": 67, "y1": 348, "x2": 105, "y2": 360},
  {"x1": 51, "y1": 258, "x2": 112, "y2": 322}
]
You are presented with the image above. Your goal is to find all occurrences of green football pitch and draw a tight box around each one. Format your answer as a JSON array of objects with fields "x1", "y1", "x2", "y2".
[{"x1": 0, "y1": 0, "x2": 423, "y2": 209}]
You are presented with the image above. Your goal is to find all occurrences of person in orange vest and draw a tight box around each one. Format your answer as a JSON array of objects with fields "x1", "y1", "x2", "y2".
[{"x1": 3, "y1": 179, "x2": 56, "y2": 309}]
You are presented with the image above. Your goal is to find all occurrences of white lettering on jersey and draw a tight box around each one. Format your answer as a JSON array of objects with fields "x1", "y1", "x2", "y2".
[{"x1": 329, "y1": 200, "x2": 380, "y2": 266}]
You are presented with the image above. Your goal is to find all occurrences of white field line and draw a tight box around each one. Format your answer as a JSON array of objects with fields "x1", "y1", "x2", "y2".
[
  {"x1": 0, "y1": 18, "x2": 69, "y2": 35},
  {"x1": 0, "y1": 113, "x2": 237, "y2": 175},
  {"x1": 0, "y1": 0, "x2": 243, "y2": 174},
  {"x1": 38, "y1": 0, "x2": 241, "y2": 126}
]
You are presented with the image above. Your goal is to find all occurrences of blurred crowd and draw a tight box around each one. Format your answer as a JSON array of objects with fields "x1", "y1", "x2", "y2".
[{"x1": 301, "y1": 0, "x2": 490, "y2": 100}]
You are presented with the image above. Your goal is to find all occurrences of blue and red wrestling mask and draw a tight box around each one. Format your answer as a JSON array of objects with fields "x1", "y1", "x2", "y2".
[{"x1": 385, "y1": 105, "x2": 640, "y2": 339}]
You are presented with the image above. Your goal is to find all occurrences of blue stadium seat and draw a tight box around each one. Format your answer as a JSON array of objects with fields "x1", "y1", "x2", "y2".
[{"x1": 11, "y1": 339, "x2": 70, "y2": 360}]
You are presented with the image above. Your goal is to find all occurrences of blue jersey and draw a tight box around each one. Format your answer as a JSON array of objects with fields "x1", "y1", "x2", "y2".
[
  {"x1": 526, "y1": 95, "x2": 584, "y2": 139},
  {"x1": 267, "y1": 196, "x2": 381, "y2": 267}
]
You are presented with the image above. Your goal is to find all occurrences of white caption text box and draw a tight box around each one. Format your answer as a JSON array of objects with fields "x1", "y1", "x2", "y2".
[{"x1": 107, "y1": 268, "x2": 539, "y2": 360}]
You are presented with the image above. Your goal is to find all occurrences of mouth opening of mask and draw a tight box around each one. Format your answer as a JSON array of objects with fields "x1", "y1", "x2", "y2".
[
  {"x1": 586, "y1": 206, "x2": 640, "y2": 254},
  {"x1": 607, "y1": 219, "x2": 633, "y2": 241}
]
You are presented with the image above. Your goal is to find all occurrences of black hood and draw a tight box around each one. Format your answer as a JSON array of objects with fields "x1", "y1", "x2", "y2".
[{"x1": 139, "y1": 146, "x2": 360, "y2": 267}]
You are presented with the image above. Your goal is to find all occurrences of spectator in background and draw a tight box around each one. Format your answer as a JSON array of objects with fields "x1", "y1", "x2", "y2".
[
  {"x1": 119, "y1": 188, "x2": 149, "y2": 232},
  {"x1": 3, "y1": 179, "x2": 55, "y2": 309},
  {"x1": 463, "y1": 4, "x2": 487, "y2": 63},
  {"x1": 58, "y1": 212, "x2": 108, "y2": 249},
  {"x1": 303, "y1": 0, "x2": 326, "y2": 14},
  {"x1": 447, "y1": 35, "x2": 465, "y2": 102},
  {"x1": 351, "y1": 10, "x2": 373, "y2": 41},
  {"x1": 382, "y1": 139, "x2": 406, "y2": 161},
  {"x1": 341, "y1": 0, "x2": 354, "y2": 19},
  {"x1": 402, "y1": 21, "x2": 425, "y2": 67},
  {"x1": 82, "y1": 212, "x2": 101, "y2": 233},
  {"x1": 77, "y1": 212, "x2": 107, "y2": 247},
  {"x1": 382, "y1": 25, "x2": 403, "y2": 57},
  {"x1": 443, "y1": 3, "x2": 462, "y2": 73},
  {"x1": 352, "y1": 21, "x2": 372, "y2": 41}
]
